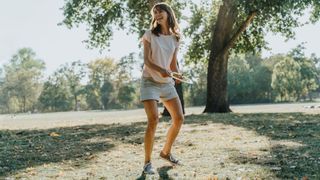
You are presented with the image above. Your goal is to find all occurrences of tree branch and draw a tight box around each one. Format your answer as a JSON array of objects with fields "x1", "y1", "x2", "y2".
[{"x1": 218, "y1": 11, "x2": 257, "y2": 57}]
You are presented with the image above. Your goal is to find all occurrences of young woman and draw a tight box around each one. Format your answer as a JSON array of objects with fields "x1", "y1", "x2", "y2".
[{"x1": 140, "y1": 2, "x2": 184, "y2": 174}]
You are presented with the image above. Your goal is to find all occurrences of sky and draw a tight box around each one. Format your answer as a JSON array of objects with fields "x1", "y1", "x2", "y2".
[{"x1": 1, "y1": 0, "x2": 319, "y2": 77}]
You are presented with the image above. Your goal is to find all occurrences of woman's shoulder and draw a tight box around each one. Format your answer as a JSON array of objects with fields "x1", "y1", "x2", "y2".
[{"x1": 143, "y1": 29, "x2": 152, "y2": 36}]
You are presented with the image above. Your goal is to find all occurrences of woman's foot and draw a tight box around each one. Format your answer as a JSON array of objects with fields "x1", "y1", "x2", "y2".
[
  {"x1": 160, "y1": 151, "x2": 181, "y2": 166},
  {"x1": 142, "y1": 162, "x2": 155, "y2": 174}
]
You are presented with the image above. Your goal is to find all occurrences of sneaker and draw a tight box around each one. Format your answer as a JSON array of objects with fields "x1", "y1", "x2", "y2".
[
  {"x1": 160, "y1": 151, "x2": 181, "y2": 166},
  {"x1": 143, "y1": 162, "x2": 155, "y2": 175}
]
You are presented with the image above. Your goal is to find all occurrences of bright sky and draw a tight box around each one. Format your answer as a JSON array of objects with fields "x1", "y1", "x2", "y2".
[{"x1": 1, "y1": 0, "x2": 319, "y2": 77}]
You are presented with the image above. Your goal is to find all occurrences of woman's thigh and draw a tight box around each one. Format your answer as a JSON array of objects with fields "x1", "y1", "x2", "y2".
[
  {"x1": 143, "y1": 100, "x2": 159, "y2": 122},
  {"x1": 162, "y1": 97, "x2": 184, "y2": 121}
]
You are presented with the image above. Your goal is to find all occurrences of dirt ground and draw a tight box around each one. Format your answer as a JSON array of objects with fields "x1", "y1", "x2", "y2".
[{"x1": 1, "y1": 103, "x2": 319, "y2": 179}]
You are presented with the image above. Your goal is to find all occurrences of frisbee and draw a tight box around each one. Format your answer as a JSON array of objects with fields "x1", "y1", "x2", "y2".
[{"x1": 170, "y1": 72, "x2": 193, "y2": 84}]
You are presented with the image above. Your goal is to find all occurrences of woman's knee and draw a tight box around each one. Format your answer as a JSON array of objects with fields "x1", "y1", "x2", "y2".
[
  {"x1": 147, "y1": 115, "x2": 159, "y2": 128},
  {"x1": 173, "y1": 114, "x2": 184, "y2": 126}
]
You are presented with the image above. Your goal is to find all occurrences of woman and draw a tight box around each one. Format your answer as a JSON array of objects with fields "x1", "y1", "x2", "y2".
[{"x1": 140, "y1": 2, "x2": 184, "y2": 175}]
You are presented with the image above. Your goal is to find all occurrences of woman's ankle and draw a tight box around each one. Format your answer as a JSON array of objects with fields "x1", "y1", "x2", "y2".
[
  {"x1": 144, "y1": 160, "x2": 151, "y2": 165},
  {"x1": 160, "y1": 150, "x2": 169, "y2": 157}
]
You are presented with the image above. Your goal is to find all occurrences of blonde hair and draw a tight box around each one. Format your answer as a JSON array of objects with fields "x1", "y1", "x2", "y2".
[{"x1": 150, "y1": 2, "x2": 180, "y2": 41}]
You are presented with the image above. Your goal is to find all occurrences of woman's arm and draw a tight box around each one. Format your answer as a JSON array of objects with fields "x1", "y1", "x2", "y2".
[
  {"x1": 170, "y1": 48, "x2": 182, "y2": 83},
  {"x1": 170, "y1": 48, "x2": 180, "y2": 73},
  {"x1": 143, "y1": 39, "x2": 171, "y2": 77}
]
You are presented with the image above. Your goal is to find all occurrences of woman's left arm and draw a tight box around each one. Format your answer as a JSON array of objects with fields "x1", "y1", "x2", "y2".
[
  {"x1": 170, "y1": 48, "x2": 182, "y2": 84},
  {"x1": 170, "y1": 48, "x2": 180, "y2": 73}
]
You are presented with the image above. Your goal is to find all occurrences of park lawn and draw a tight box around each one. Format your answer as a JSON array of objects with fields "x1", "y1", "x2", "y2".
[{"x1": 0, "y1": 112, "x2": 319, "y2": 179}]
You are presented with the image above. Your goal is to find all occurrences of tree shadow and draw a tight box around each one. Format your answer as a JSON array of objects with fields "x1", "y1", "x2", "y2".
[
  {"x1": 135, "y1": 165, "x2": 174, "y2": 180},
  {"x1": 0, "y1": 122, "x2": 146, "y2": 177},
  {"x1": 180, "y1": 112, "x2": 320, "y2": 179}
]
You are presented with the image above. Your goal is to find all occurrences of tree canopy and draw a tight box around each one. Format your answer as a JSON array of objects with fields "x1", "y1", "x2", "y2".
[{"x1": 61, "y1": 0, "x2": 187, "y2": 49}]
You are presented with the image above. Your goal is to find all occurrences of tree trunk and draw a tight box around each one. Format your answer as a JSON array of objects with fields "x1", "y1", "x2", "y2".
[
  {"x1": 204, "y1": 0, "x2": 256, "y2": 113},
  {"x1": 204, "y1": 0, "x2": 236, "y2": 113},
  {"x1": 23, "y1": 96, "x2": 26, "y2": 113},
  {"x1": 74, "y1": 95, "x2": 78, "y2": 111}
]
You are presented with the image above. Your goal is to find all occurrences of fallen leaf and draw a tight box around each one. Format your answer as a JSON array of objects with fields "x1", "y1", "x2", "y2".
[{"x1": 49, "y1": 132, "x2": 60, "y2": 137}]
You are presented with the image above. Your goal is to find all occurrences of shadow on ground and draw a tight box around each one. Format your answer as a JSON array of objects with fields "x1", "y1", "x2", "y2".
[
  {"x1": 177, "y1": 112, "x2": 320, "y2": 179},
  {"x1": 135, "y1": 165, "x2": 173, "y2": 180},
  {"x1": 0, "y1": 122, "x2": 146, "y2": 177}
]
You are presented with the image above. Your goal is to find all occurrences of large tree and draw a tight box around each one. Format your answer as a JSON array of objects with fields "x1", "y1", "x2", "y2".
[
  {"x1": 1, "y1": 48, "x2": 45, "y2": 113},
  {"x1": 271, "y1": 56, "x2": 302, "y2": 101},
  {"x1": 39, "y1": 72, "x2": 73, "y2": 111},
  {"x1": 184, "y1": 0, "x2": 320, "y2": 112},
  {"x1": 59, "y1": 61, "x2": 86, "y2": 111},
  {"x1": 289, "y1": 44, "x2": 319, "y2": 100}
]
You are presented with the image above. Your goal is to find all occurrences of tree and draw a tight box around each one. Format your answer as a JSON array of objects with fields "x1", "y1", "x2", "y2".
[
  {"x1": 86, "y1": 57, "x2": 117, "y2": 109},
  {"x1": 38, "y1": 72, "x2": 73, "y2": 111},
  {"x1": 84, "y1": 84, "x2": 102, "y2": 110},
  {"x1": 289, "y1": 44, "x2": 319, "y2": 100},
  {"x1": 100, "y1": 80, "x2": 114, "y2": 109},
  {"x1": 0, "y1": 68, "x2": 6, "y2": 113},
  {"x1": 113, "y1": 53, "x2": 139, "y2": 108},
  {"x1": 117, "y1": 85, "x2": 135, "y2": 109},
  {"x1": 184, "y1": 62, "x2": 207, "y2": 106},
  {"x1": 271, "y1": 57, "x2": 302, "y2": 101},
  {"x1": 245, "y1": 54, "x2": 273, "y2": 103},
  {"x1": 1, "y1": 48, "x2": 45, "y2": 113},
  {"x1": 227, "y1": 55, "x2": 251, "y2": 103},
  {"x1": 185, "y1": 0, "x2": 320, "y2": 112},
  {"x1": 59, "y1": 61, "x2": 86, "y2": 111}
]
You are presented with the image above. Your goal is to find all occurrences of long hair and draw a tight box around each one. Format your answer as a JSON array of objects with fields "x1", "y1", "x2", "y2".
[{"x1": 150, "y1": 2, "x2": 180, "y2": 41}]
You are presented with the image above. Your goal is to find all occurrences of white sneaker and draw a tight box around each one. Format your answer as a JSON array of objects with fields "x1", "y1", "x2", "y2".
[
  {"x1": 160, "y1": 151, "x2": 181, "y2": 166},
  {"x1": 143, "y1": 162, "x2": 155, "y2": 175}
]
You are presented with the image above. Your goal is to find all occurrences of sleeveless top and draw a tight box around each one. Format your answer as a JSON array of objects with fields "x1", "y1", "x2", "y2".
[{"x1": 141, "y1": 30, "x2": 179, "y2": 83}]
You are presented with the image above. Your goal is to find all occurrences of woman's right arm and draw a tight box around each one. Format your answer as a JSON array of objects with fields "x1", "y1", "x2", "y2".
[{"x1": 143, "y1": 39, "x2": 171, "y2": 77}]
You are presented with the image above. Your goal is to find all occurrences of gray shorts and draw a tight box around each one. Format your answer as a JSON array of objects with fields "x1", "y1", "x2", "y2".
[{"x1": 140, "y1": 78, "x2": 178, "y2": 102}]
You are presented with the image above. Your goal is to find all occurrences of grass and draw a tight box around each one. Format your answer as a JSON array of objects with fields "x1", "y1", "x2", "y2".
[
  {"x1": 182, "y1": 113, "x2": 320, "y2": 179},
  {"x1": 0, "y1": 112, "x2": 319, "y2": 179}
]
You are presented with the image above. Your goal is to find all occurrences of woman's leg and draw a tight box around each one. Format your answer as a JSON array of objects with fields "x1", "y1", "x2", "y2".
[
  {"x1": 161, "y1": 97, "x2": 184, "y2": 155},
  {"x1": 143, "y1": 100, "x2": 159, "y2": 164}
]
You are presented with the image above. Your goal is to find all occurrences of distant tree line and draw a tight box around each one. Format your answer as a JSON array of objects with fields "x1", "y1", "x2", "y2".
[
  {"x1": 0, "y1": 45, "x2": 319, "y2": 114},
  {"x1": 0, "y1": 48, "x2": 140, "y2": 114}
]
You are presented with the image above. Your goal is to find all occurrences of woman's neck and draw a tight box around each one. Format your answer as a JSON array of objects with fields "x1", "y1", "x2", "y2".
[{"x1": 160, "y1": 24, "x2": 170, "y2": 35}]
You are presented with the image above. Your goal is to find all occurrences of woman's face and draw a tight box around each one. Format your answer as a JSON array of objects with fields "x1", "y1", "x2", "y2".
[{"x1": 153, "y1": 7, "x2": 168, "y2": 27}]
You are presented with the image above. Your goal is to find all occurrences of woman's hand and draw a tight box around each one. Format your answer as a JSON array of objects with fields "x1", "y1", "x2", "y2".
[
  {"x1": 171, "y1": 72, "x2": 182, "y2": 84},
  {"x1": 160, "y1": 69, "x2": 172, "y2": 77}
]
